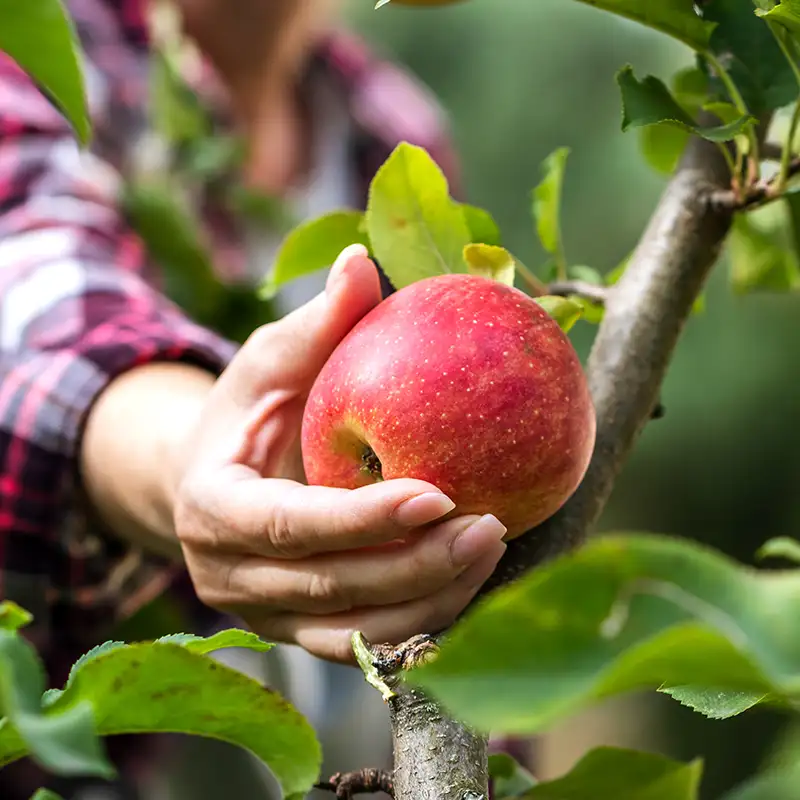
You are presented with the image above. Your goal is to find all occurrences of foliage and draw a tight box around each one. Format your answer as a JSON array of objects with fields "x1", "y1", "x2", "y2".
[{"x1": 4, "y1": 0, "x2": 800, "y2": 799}]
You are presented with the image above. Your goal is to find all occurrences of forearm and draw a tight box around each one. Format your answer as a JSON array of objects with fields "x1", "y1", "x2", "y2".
[{"x1": 80, "y1": 362, "x2": 217, "y2": 561}]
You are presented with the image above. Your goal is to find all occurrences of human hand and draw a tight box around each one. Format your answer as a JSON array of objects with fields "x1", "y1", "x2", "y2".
[{"x1": 173, "y1": 245, "x2": 508, "y2": 663}]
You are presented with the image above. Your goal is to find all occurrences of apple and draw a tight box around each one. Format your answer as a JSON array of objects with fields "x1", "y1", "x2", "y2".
[{"x1": 301, "y1": 273, "x2": 596, "y2": 538}]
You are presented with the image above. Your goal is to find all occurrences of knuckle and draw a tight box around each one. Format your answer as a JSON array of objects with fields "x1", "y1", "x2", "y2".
[
  {"x1": 305, "y1": 570, "x2": 351, "y2": 613},
  {"x1": 268, "y1": 500, "x2": 304, "y2": 558}
]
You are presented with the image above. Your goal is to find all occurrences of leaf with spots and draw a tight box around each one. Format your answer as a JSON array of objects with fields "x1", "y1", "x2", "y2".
[
  {"x1": 463, "y1": 244, "x2": 515, "y2": 287},
  {"x1": 366, "y1": 142, "x2": 471, "y2": 289},
  {"x1": 0, "y1": 640, "x2": 320, "y2": 799}
]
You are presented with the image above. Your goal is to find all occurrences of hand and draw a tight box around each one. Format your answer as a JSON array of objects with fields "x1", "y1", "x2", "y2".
[{"x1": 173, "y1": 245, "x2": 508, "y2": 663}]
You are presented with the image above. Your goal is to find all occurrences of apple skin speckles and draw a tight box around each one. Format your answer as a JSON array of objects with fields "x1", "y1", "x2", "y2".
[{"x1": 301, "y1": 273, "x2": 596, "y2": 539}]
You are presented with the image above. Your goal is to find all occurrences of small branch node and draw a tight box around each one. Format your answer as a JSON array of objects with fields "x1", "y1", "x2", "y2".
[{"x1": 315, "y1": 769, "x2": 395, "y2": 799}]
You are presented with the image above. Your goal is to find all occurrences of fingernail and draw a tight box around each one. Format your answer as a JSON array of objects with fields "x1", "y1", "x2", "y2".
[
  {"x1": 326, "y1": 243, "x2": 369, "y2": 293},
  {"x1": 451, "y1": 514, "x2": 508, "y2": 567},
  {"x1": 394, "y1": 492, "x2": 456, "y2": 527}
]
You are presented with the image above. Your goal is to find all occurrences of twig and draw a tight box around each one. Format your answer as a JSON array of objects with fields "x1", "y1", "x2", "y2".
[
  {"x1": 709, "y1": 155, "x2": 800, "y2": 211},
  {"x1": 315, "y1": 769, "x2": 394, "y2": 799},
  {"x1": 547, "y1": 279, "x2": 609, "y2": 305}
]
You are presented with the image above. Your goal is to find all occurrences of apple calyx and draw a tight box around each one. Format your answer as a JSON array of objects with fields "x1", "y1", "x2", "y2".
[{"x1": 360, "y1": 444, "x2": 384, "y2": 481}]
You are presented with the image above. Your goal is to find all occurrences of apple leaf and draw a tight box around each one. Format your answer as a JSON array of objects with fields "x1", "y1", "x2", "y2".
[
  {"x1": 526, "y1": 747, "x2": 702, "y2": 800},
  {"x1": 757, "y1": 0, "x2": 800, "y2": 36},
  {"x1": 532, "y1": 147, "x2": 570, "y2": 279},
  {"x1": 0, "y1": 602, "x2": 32, "y2": 633},
  {"x1": 488, "y1": 753, "x2": 538, "y2": 797},
  {"x1": 407, "y1": 533, "x2": 800, "y2": 735},
  {"x1": 617, "y1": 66, "x2": 754, "y2": 142},
  {"x1": 0, "y1": 633, "x2": 320, "y2": 799},
  {"x1": 571, "y1": 1, "x2": 715, "y2": 50},
  {"x1": 0, "y1": 630, "x2": 114, "y2": 779},
  {"x1": 30, "y1": 790, "x2": 65, "y2": 800},
  {"x1": 721, "y1": 759, "x2": 800, "y2": 800},
  {"x1": 636, "y1": 66, "x2": 709, "y2": 175},
  {"x1": 703, "y1": 0, "x2": 797, "y2": 115},
  {"x1": 756, "y1": 537, "x2": 800, "y2": 565},
  {"x1": 0, "y1": 0, "x2": 90, "y2": 144},
  {"x1": 259, "y1": 210, "x2": 370, "y2": 299},
  {"x1": 122, "y1": 181, "x2": 222, "y2": 325},
  {"x1": 463, "y1": 244, "x2": 515, "y2": 287},
  {"x1": 534, "y1": 296, "x2": 583, "y2": 333},
  {"x1": 728, "y1": 210, "x2": 800, "y2": 294},
  {"x1": 155, "y1": 630, "x2": 274, "y2": 655},
  {"x1": 658, "y1": 686, "x2": 768, "y2": 719},
  {"x1": 150, "y1": 49, "x2": 208, "y2": 146},
  {"x1": 461, "y1": 203, "x2": 502, "y2": 246},
  {"x1": 366, "y1": 142, "x2": 471, "y2": 290}
]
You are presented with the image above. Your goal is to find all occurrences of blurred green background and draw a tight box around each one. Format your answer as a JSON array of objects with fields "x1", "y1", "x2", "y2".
[{"x1": 342, "y1": 0, "x2": 800, "y2": 795}]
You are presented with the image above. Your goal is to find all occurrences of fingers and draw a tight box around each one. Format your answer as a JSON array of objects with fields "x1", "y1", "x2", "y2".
[
  {"x1": 262, "y1": 544, "x2": 506, "y2": 664},
  {"x1": 187, "y1": 474, "x2": 465, "y2": 558},
  {"x1": 217, "y1": 514, "x2": 508, "y2": 613},
  {"x1": 230, "y1": 244, "x2": 382, "y2": 400}
]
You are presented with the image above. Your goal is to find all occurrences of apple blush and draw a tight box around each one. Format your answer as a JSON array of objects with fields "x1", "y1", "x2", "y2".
[{"x1": 301, "y1": 273, "x2": 596, "y2": 539}]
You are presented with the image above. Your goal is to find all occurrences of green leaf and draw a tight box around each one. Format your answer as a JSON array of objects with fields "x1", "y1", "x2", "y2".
[
  {"x1": 757, "y1": 1, "x2": 800, "y2": 36},
  {"x1": 408, "y1": 533, "x2": 800, "y2": 735},
  {"x1": 571, "y1": 1, "x2": 715, "y2": 50},
  {"x1": 156, "y1": 630, "x2": 273, "y2": 655},
  {"x1": 150, "y1": 50, "x2": 207, "y2": 145},
  {"x1": 525, "y1": 747, "x2": 702, "y2": 800},
  {"x1": 463, "y1": 244, "x2": 516, "y2": 287},
  {"x1": 703, "y1": 0, "x2": 797, "y2": 114},
  {"x1": 259, "y1": 210, "x2": 369, "y2": 299},
  {"x1": 31, "y1": 790, "x2": 65, "y2": 800},
  {"x1": 0, "y1": 602, "x2": 32, "y2": 633},
  {"x1": 721, "y1": 759, "x2": 800, "y2": 800},
  {"x1": 756, "y1": 537, "x2": 800, "y2": 564},
  {"x1": 617, "y1": 66, "x2": 754, "y2": 142},
  {"x1": 0, "y1": 631, "x2": 113, "y2": 779},
  {"x1": 366, "y1": 142, "x2": 471, "y2": 290},
  {"x1": 570, "y1": 295, "x2": 605, "y2": 325},
  {"x1": 533, "y1": 296, "x2": 583, "y2": 333},
  {"x1": 0, "y1": 641, "x2": 320, "y2": 799},
  {"x1": 489, "y1": 753, "x2": 538, "y2": 797},
  {"x1": 659, "y1": 686, "x2": 767, "y2": 719},
  {"x1": 460, "y1": 204, "x2": 502, "y2": 246},
  {"x1": 0, "y1": 0, "x2": 89, "y2": 144},
  {"x1": 728, "y1": 210, "x2": 800, "y2": 294},
  {"x1": 122, "y1": 181, "x2": 222, "y2": 323},
  {"x1": 532, "y1": 148, "x2": 569, "y2": 277}
]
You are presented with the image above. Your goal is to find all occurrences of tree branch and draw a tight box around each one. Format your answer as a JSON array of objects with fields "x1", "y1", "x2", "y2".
[
  {"x1": 376, "y1": 133, "x2": 736, "y2": 799},
  {"x1": 486, "y1": 132, "x2": 733, "y2": 586}
]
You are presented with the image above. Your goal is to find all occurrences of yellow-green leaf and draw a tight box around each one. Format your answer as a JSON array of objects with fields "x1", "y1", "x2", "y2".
[{"x1": 463, "y1": 244, "x2": 515, "y2": 286}]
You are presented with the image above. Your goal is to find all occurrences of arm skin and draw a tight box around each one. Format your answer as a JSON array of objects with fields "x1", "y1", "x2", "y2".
[{"x1": 80, "y1": 362, "x2": 216, "y2": 561}]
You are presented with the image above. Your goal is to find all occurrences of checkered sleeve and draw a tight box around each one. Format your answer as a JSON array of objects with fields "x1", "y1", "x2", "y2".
[{"x1": 0, "y1": 41, "x2": 236, "y2": 659}]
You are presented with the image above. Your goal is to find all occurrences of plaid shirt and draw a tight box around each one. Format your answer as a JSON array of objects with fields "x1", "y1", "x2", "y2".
[{"x1": 0, "y1": 0, "x2": 459, "y2": 683}]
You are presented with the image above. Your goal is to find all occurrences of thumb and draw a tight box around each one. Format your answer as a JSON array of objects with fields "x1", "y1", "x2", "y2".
[{"x1": 235, "y1": 244, "x2": 383, "y2": 391}]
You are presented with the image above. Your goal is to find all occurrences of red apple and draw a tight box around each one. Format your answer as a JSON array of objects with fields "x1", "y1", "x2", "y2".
[{"x1": 301, "y1": 273, "x2": 596, "y2": 538}]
